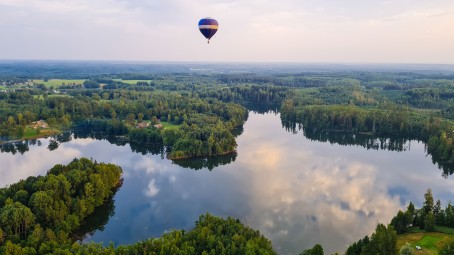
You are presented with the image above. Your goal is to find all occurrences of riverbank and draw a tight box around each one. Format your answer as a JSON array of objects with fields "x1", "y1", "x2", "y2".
[
  {"x1": 168, "y1": 149, "x2": 237, "y2": 160},
  {"x1": 0, "y1": 127, "x2": 61, "y2": 145}
]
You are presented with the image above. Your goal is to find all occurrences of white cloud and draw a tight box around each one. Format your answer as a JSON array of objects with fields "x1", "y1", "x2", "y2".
[
  {"x1": 0, "y1": 142, "x2": 82, "y2": 187},
  {"x1": 145, "y1": 179, "x2": 160, "y2": 197}
]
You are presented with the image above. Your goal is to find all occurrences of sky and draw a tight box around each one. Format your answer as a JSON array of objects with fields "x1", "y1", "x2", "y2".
[{"x1": 1, "y1": 0, "x2": 453, "y2": 63}]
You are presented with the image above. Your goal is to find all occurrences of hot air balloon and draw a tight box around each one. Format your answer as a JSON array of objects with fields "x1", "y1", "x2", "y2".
[{"x1": 198, "y1": 17, "x2": 218, "y2": 44}]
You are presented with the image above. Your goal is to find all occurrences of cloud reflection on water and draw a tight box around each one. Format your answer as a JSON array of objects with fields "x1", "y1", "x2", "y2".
[
  {"x1": 0, "y1": 139, "x2": 82, "y2": 187},
  {"x1": 233, "y1": 112, "x2": 454, "y2": 253}
]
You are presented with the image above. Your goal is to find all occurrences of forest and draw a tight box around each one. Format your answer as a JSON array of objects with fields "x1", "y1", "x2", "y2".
[{"x1": 0, "y1": 158, "x2": 122, "y2": 254}]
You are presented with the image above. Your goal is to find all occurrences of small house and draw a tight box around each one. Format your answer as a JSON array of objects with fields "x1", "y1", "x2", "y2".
[
  {"x1": 31, "y1": 120, "x2": 48, "y2": 129},
  {"x1": 136, "y1": 122, "x2": 151, "y2": 128}
]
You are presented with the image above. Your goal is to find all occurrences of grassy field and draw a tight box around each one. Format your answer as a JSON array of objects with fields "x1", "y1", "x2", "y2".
[
  {"x1": 397, "y1": 232, "x2": 454, "y2": 254},
  {"x1": 23, "y1": 126, "x2": 60, "y2": 139},
  {"x1": 112, "y1": 79, "x2": 151, "y2": 85},
  {"x1": 33, "y1": 94, "x2": 72, "y2": 100},
  {"x1": 33, "y1": 79, "x2": 85, "y2": 88},
  {"x1": 161, "y1": 122, "x2": 180, "y2": 130}
]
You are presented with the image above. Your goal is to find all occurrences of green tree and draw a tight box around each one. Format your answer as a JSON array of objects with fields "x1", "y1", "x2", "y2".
[
  {"x1": 126, "y1": 113, "x2": 136, "y2": 124},
  {"x1": 3, "y1": 241, "x2": 24, "y2": 255},
  {"x1": 399, "y1": 242, "x2": 414, "y2": 255},
  {"x1": 151, "y1": 116, "x2": 159, "y2": 125},
  {"x1": 0, "y1": 200, "x2": 35, "y2": 239},
  {"x1": 362, "y1": 223, "x2": 397, "y2": 255},
  {"x1": 17, "y1": 113, "x2": 24, "y2": 126},
  {"x1": 137, "y1": 113, "x2": 144, "y2": 122},
  {"x1": 391, "y1": 210, "x2": 409, "y2": 234},
  {"x1": 406, "y1": 202, "x2": 415, "y2": 224},
  {"x1": 424, "y1": 211, "x2": 436, "y2": 232},
  {"x1": 0, "y1": 227, "x2": 4, "y2": 245},
  {"x1": 424, "y1": 189, "x2": 434, "y2": 215},
  {"x1": 300, "y1": 244, "x2": 324, "y2": 255}
]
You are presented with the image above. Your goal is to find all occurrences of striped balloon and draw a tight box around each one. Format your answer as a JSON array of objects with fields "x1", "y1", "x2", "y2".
[{"x1": 198, "y1": 17, "x2": 218, "y2": 43}]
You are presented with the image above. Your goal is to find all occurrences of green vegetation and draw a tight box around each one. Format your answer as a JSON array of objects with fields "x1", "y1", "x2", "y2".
[
  {"x1": 397, "y1": 232, "x2": 454, "y2": 254},
  {"x1": 0, "y1": 85, "x2": 247, "y2": 158},
  {"x1": 112, "y1": 79, "x2": 151, "y2": 85},
  {"x1": 344, "y1": 189, "x2": 454, "y2": 255},
  {"x1": 161, "y1": 121, "x2": 180, "y2": 130},
  {"x1": 300, "y1": 244, "x2": 324, "y2": 255},
  {"x1": 22, "y1": 126, "x2": 60, "y2": 139},
  {"x1": 0, "y1": 158, "x2": 122, "y2": 254},
  {"x1": 0, "y1": 160, "x2": 275, "y2": 254},
  {"x1": 33, "y1": 79, "x2": 85, "y2": 88}
]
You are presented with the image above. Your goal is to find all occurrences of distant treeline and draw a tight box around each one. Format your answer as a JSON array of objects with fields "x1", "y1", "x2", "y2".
[{"x1": 280, "y1": 103, "x2": 454, "y2": 175}]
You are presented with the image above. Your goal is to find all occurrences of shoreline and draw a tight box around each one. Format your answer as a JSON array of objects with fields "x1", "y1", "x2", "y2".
[
  {"x1": 168, "y1": 149, "x2": 237, "y2": 160},
  {"x1": 0, "y1": 130, "x2": 62, "y2": 145}
]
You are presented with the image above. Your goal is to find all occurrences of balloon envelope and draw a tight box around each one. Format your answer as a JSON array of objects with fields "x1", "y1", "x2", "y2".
[{"x1": 198, "y1": 17, "x2": 218, "y2": 42}]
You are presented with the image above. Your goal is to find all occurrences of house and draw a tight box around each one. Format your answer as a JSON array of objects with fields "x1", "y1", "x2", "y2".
[
  {"x1": 31, "y1": 120, "x2": 48, "y2": 129},
  {"x1": 136, "y1": 122, "x2": 151, "y2": 128},
  {"x1": 153, "y1": 123, "x2": 163, "y2": 129}
]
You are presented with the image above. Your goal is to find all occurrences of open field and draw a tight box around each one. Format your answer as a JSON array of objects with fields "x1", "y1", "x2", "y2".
[
  {"x1": 33, "y1": 79, "x2": 85, "y2": 88},
  {"x1": 33, "y1": 94, "x2": 72, "y2": 100},
  {"x1": 161, "y1": 121, "x2": 180, "y2": 130},
  {"x1": 112, "y1": 79, "x2": 151, "y2": 85},
  {"x1": 23, "y1": 126, "x2": 60, "y2": 139},
  {"x1": 397, "y1": 232, "x2": 454, "y2": 255}
]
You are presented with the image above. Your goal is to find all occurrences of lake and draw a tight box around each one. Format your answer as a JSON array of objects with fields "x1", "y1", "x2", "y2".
[{"x1": 1, "y1": 112, "x2": 453, "y2": 254}]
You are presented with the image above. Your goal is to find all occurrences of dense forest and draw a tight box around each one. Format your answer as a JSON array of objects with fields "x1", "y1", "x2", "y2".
[{"x1": 0, "y1": 158, "x2": 122, "y2": 254}]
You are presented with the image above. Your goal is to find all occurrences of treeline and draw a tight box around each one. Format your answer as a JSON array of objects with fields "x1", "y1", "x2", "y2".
[
  {"x1": 198, "y1": 84, "x2": 290, "y2": 104},
  {"x1": 427, "y1": 131, "x2": 454, "y2": 175},
  {"x1": 0, "y1": 158, "x2": 122, "y2": 253},
  {"x1": 1, "y1": 213, "x2": 276, "y2": 255},
  {"x1": 280, "y1": 103, "x2": 454, "y2": 175},
  {"x1": 280, "y1": 103, "x2": 433, "y2": 136},
  {"x1": 390, "y1": 189, "x2": 454, "y2": 234}
]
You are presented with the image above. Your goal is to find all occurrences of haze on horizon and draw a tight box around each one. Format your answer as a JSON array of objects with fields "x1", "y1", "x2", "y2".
[{"x1": 1, "y1": 0, "x2": 453, "y2": 64}]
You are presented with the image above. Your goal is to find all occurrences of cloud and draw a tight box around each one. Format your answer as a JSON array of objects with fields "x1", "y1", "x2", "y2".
[
  {"x1": 0, "y1": 1, "x2": 454, "y2": 64},
  {"x1": 0, "y1": 140, "x2": 82, "y2": 187},
  {"x1": 145, "y1": 178, "x2": 160, "y2": 197}
]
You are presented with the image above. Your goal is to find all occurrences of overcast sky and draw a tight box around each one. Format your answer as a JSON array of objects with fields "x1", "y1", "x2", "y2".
[{"x1": 1, "y1": 0, "x2": 453, "y2": 63}]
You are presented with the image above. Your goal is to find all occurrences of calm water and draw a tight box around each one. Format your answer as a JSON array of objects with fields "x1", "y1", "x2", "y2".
[{"x1": 1, "y1": 112, "x2": 454, "y2": 254}]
